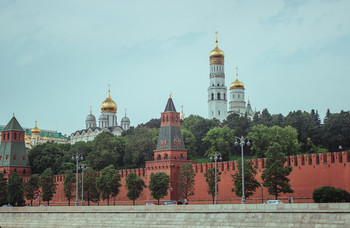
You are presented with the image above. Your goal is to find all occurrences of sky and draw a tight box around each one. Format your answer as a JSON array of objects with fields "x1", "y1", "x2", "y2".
[{"x1": 0, "y1": 0, "x2": 349, "y2": 135}]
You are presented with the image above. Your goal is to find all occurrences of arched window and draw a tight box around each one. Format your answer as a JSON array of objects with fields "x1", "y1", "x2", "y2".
[
  {"x1": 211, "y1": 93, "x2": 214, "y2": 100},
  {"x1": 224, "y1": 93, "x2": 226, "y2": 100},
  {"x1": 23, "y1": 169, "x2": 26, "y2": 175},
  {"x1": 180, "y1": 154, "x2": 184, "y2": 160},
  {"x1": 217, "y1": 93, "x2": 221, "y2": 100},
  {"x1": 14, "y1": 132, "x2": 17, "y2": 140},
  {"x1": 157, "y1": 154, "x2": 161, "y2": 161},
  {"x1": 14, "y1": 169, "x2": 17, "y2": 173},
  {"x1": 164, "y1": 154, "x2": 168, "y2": 160},
  {"x1": 218, "y1": 111, "x2": 220, "y2": 115}
]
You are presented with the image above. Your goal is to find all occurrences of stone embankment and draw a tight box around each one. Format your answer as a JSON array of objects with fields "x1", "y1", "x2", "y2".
[{"x1": 1, "y1": 203, "x2": 349, "y2": 227}]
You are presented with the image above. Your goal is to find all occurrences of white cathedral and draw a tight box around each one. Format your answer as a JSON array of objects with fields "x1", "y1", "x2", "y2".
[
  {"x1": 70, "y1": 88, "x2": 131, "y2": 144},
  {"x1": 208, "y1": 34, "x2": 254, "y2": 122}
]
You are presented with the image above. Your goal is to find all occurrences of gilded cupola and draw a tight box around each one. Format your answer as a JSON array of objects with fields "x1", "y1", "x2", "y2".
[
  {"x1": 209, "y1": 32, "x2": 225, "y2": 65},
  {"x1": 31, "y1": 121, "x2": 41, "y2": 135},
  {"x1": 230, "y1": 67, "x2": 245, "y2": 89},
  {"x1": 101, "y1": 86, "x2": 117, "y2": 113}
]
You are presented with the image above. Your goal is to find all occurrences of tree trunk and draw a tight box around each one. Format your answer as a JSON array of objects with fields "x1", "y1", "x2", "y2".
[
  {"x1": 114, "y1": 196, "x2": 116, "y2": 205},
  {"x1": 107, "y1": 197, "x2": 109, "y2": 205},
  {"x1": 133, "y1": 200, "x2": 135, "y2": 205},
  {"x1": 48, "y1": 201, "x2": 50, "y2": 206},
  {"x1": 68, "y1": 199, "x2": 70, "y2": 206},
  {"x1": 30, "y1": 200, "x2": 33, "y2": 206}
]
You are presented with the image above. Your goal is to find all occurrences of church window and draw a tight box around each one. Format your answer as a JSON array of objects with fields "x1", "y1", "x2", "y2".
[
  {"x1": 238, "y1": 95, "x2": 240, "y2": 98},
  {"x1": 164, "y1": 154, "x2": 168, "y2": 160},
  {"x1": 218, "y1": 111, "x2": 220, "y2": 115},
  {"x1": 157, "y1": 154, "x2": 161, "y2": 161},
  {"x1": 14, "y1": 132, "x2": 17, "y2": 140},
  {"x1": 217, "y1": 93, "x2": 220, "y2": 100},
  {"x1": 224, "y1": 93, "x2": 226, "y2": 100},
  {"x1": 23, "y1": 169, "x2": 26, "y2": 175},
  {"x1": 211, "y1": 93, "x2": 214, "y2": 100},
  {"x1": 233, "y1": 95, "x2": 234, "y2": 98},
  {"x1": 14, "y1": 169, "x2": 17, "y2": 173}
]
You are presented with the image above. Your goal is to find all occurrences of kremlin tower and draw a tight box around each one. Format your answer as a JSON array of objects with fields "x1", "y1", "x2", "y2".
[
  {"x1": 0, "y1": 115, "x2": 31, "y2": 179},
  {"x1": 146, "y1": 94, "x2": 192, "y2": 200},
  {"x1": 228, "y1": 67, "x2": 246, "y2": 115},
  {"x1": 207, "y1": 32, "x2": 227, "y2": 122}
]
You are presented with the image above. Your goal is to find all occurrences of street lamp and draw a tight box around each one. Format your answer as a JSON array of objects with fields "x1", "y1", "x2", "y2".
[
  {"x1": 79, "y1": 164, "x2": 88, "y2": 206},
  {"x1": 261, "y1": 183, "x2": 264, "y2": 204},
  {"x1": 210, "y1": 152, "x2": 222, "y2": 204},
  {"x1": 72, "y1": 153, "x2": 83, "y2": 206},
  {"x1": 235, "y1": 136, "x2": 251, "y2": 204},
  {"x1": 339, "y1": 145, "x2": 342, "y2": 151},
  {"x1": 170, "y1": 187, "x2": 173, "y2": 200}
]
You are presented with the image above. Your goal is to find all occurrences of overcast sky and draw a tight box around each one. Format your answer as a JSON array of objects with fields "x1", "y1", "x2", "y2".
[{"x1": 1, "y1": 0, "x2": 349, "y2": 134}]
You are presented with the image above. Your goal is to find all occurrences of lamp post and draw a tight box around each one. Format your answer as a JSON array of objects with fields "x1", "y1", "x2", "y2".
[
  {"x1": 72, "y1": 153, "x2": 83, "y2": 206},
  {"x1": 235, "y1": 136, "x2": 251, "y2": 204},
  {"x1": 210, "y1": 152, "x2": 222, "y2": 204},
  {"x1": 170, "y1": 187, "x2": 173, "y2": 200},
  {"x1": 79, "y1": 164, "x2": 88, "y2": 206},
  {"x1": 261, "y1": 183, "x2": 264, "y2": 204},
  {"x1": 339, "y1": 145, "x2": 342, "y2": 151}
]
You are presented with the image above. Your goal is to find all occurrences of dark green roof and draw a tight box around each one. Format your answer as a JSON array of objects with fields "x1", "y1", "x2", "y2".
[
  {"x1": 164, "y1": 97, "x2": 177, "y2": 112},
  {"x1": 3, "y1": 117, "x2": 24, "y2": 132}
]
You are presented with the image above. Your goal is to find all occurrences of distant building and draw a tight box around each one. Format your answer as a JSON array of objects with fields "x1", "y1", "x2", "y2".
[
  {"x1": 0, "y1": 115, "x2": 31, "y2": 179},
  {"x1": 208, "y1": 33, "x2": 255, "y2": 121},
  {"x1": 0, "y1": 121, "x2": 69, "y2": 150},
  {"x1": 70, "y1": 87, "x2": 130, "y2": 144}
]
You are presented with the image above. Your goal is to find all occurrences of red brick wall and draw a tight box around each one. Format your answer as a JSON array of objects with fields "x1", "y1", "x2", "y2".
[{"x1": 42, "y1": 151, "x2": 350, "y2": 206}]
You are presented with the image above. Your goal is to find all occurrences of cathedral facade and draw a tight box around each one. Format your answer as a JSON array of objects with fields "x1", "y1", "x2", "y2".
[
  {"x1": 208, "y1": 34, "x2": 255, "y2": 121},
  {"x1": 70, "y1": 88, "x2": 130, "y2": 144}
]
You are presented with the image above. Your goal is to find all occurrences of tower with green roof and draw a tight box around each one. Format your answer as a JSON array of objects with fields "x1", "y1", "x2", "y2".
[{"x1": 0, "y1": 115, "x2": 31, "y2": 178}]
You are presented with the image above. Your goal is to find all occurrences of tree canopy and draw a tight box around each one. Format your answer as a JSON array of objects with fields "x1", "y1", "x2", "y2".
[
  {"x1": 125, "y1": 172, "x2": 146, "y2": 205},
  {"x1": 149, "y1": 172, "x2": 171, "y2": 204},
  {"x1": 177, "y1": 163, "x2": 196, "y2": 199}
]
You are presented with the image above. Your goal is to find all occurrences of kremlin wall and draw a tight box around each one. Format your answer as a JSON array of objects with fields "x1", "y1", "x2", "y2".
[{"x1": 48, "y1": 151, "x2": 350, "y2": 205}]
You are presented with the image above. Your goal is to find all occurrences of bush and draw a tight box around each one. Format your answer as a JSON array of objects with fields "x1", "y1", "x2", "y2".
[{"x1": 313, "y1": 186, "x2": 350, "y2": 203}]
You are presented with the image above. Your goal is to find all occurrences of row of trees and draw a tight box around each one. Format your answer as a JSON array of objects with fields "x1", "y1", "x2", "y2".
[
  {"x1": 0, "y1": 169, "x2": 56, "y2": 206},
  {"x1": 28, "y1": 109, "x2": 350, "y2": 175}
]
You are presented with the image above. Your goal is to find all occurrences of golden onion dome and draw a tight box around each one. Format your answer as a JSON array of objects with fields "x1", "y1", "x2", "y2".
[
  {"x1": 209, "y1": 43, "x2": 225, "y2": 59},
  {"x1": 230, "y1": 68, "x2": 245, "y2": 89},
  {"x1": 24, "y1": 135, "x2": 28, "y2": 140},
  {"x1": 101, "y1": 89, "x2": 117, "y2": 113},
  {"x1": 209, "y1": 32, "x2": 224, "y2": 59},
  {"x1": 31, "y1": 121, "x2": 41, "y2": 135},
  {"x1": 25, "y1": 140, "x2": 31, "y2": 145},
  {"x1": 43, "y1": 136, "x2": 48, "y2": 141}
]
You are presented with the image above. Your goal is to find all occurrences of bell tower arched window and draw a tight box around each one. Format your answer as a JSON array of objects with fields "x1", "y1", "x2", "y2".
[{"x1": 217, "y1": 93, "x2": 220, "y2": 100}]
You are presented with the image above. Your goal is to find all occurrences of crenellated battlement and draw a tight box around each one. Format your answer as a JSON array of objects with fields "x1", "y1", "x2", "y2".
[{"x1": 191, "y1": 151, "x2": 350, "y2": 173}]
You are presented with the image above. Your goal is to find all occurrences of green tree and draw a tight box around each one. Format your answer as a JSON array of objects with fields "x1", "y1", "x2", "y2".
[
  {"x1": 149, "y1": 172, "x2": 171, "y2": 204},
  {"x1": 0, "y1": 173, "x2": 7, "y2": 205},
  {"x1": 204, "y1": 168, "x2": 221, "y2": 204},
  {"x1": 87, "y1": 133, "x2": 125, "y2": 171},
  {"x1": 248, "y1": 125, "x2": 300, "y2": 157},
  {"x1": 7, "y1": 172, "x2": 24, "y2": 206},
  {"x1": 96, "y1": 165, "x2": 121, "y2": 205},
  {"x1": 124, "y1": 126, "x2": 158, "y2": 168},
  {"x1": 178, "y1": 163, "x2": 196, "y2": 199},
  {"x1": 313, "y1": 186, "x2": 350, "y2": 203},
  {"x1": 261, "y1": 143, "x2": 293, "y2": 199},
  {"x1": 24, "y1": 174, "x2": 40, "y2": 206},
  {"x1": 29, "y1": 142, "x2": 71, "y2": 175},
  {"x1": 63, "y1": 170, "x2": 75, "y2": 206},
  {"x1": 253, "y1": 109, "x2": 273, "y2": 127},
  {"x1": 39, "y1": 168, "x2": 57, "y2": 205},
  {"x1": 231, "y1": 159, "x2": 260, "y2": 199},
  {"x1": 83, "y1": 168, "x2": 100, "y2": 206},
  {"x1": 223, "y1": 113, "x2": 252, "y2": 139},
  {"x1": 181, "y1": 129, "x2": 197, "y2": 159},
  {"x1": 203, "y1": 126, "x2": 235, "y2": 160},
  {"x1": 284, "y1": 110, "x2": 321, "y2": 152},
  {"x1": 125, "y1": 172, "x2": 146, "y2": 205},
  {"x1": 182, "y1": 115, "x2": 220, "y2": 158},
  {"x1": 322, "y1": 111, "x2": 350, "y2": 151}
]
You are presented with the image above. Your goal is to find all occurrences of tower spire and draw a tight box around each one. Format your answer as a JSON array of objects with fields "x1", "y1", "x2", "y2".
[
  {"x1": 236, "y1": 67, "x2": 239, "y2": 79},
  {"x1": 90, "y1": 106, "x2": 92, "y2": 115},
  {"x1": 215, "y1": 31, "x2": 218, "y2": 46}
]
